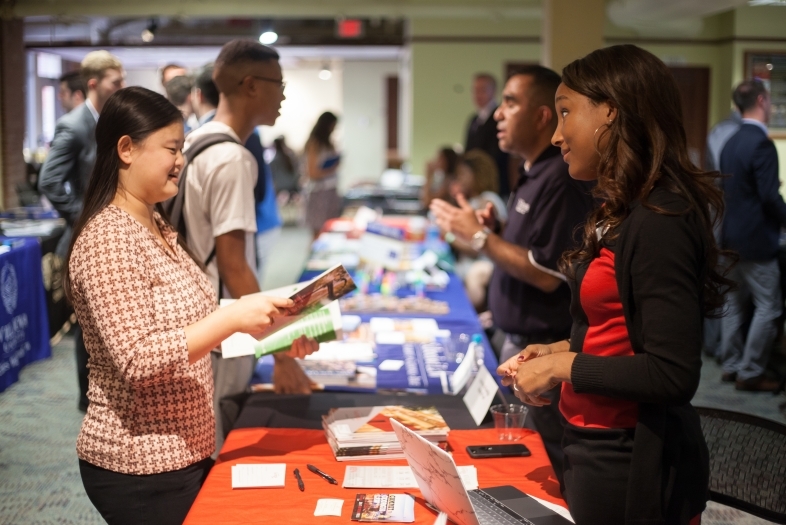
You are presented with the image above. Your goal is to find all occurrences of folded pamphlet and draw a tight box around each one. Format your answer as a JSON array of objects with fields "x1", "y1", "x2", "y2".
[
  {"x1": 220, "y1": 264, "x2": 355, "y2": 358},
  {"x1": 351, "y1": 493, "x2": 415, "y2": 522}
]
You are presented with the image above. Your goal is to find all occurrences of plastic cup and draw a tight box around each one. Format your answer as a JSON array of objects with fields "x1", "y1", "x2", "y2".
[{"x1": 490, "y1": 404, "x2": 528, "y2": 441}]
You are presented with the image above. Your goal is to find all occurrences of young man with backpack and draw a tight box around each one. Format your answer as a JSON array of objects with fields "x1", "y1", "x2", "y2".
[{"x1": 177, "y1": 39, "x2": 313, "y2": 453}]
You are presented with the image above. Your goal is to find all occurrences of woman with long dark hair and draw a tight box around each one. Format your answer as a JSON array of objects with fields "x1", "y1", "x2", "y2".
[
  {"x1": 64, "y1": 86, "x2": 316, "y2": 525},
  {"x1": 302, "y1": 111, "x2": 341, "y2": 237},
  {"x1": 498, "y1": 45, "x2": 731, "y2": 524}
]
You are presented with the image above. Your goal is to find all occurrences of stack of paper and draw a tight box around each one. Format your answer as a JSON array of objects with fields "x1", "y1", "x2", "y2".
[{"x1": 323, "y1": 406, "x2": 449, "y2": 461}]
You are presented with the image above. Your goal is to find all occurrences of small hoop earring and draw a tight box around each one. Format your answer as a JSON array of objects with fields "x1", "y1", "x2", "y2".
[{"x1": 593, "y1": 125, "x2": 603, "y2": 155}]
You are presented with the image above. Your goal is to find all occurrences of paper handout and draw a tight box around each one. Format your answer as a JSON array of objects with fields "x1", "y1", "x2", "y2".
[
  {"x1": 315, "y1": 499, "x2": 345, "y2": 517},
  {"x1": 342, "y1": 465, "x2": 478, "y2": 490},
  {"x1": 231, "y1": 463, "x2": 286, "y2": 489},
  {"x1": 221, "y1": 264, "x2": 356, "y2": 358}
]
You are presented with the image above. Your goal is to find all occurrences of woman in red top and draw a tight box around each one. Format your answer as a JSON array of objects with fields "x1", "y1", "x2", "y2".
[{"x1": 498, "y1": 45, "x2": 731, "y2": 524}]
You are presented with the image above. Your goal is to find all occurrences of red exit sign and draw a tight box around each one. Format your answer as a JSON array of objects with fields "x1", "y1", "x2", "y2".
[{"x1": 336, "y1": 19, "x2": 364, "y2": 39}]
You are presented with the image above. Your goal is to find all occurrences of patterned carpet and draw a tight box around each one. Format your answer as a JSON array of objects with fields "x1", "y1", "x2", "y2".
[{"x1": 0, "y1": 335, "x2": 103, "y2": 524}]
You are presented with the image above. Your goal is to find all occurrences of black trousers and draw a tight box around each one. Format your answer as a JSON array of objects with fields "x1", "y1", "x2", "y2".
[{"x1": 79, "y1": 457, "x2": 213, "y2": 525}]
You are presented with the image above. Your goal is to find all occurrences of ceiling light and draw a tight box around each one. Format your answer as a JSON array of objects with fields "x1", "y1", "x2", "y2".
[
  {"x1": 142, "y1": 18, "x2": 157, "y2": 43},
  {"x1": 319, "y1": 62, "x2": 332, "y2": 81},
  {"x1": 259, "y1": 31, "x2": 278, "y2": 45}
]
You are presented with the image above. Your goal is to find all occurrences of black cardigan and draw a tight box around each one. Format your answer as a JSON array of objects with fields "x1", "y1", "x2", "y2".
[{"x1": 567, "y1": 187, "x2": 710, "y2": 524}]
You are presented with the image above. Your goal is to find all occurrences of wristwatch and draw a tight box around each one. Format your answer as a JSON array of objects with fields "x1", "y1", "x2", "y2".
[{"x1": 470, "y1": 227, "x2": 492, "y2": 251}]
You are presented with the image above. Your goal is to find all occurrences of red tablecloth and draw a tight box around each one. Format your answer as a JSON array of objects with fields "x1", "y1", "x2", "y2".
[{"x1": 184, "y1": 427, "x2": 566, "y2": 524}]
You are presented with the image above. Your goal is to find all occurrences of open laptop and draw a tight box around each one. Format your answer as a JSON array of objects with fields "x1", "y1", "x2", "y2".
[{"x1": 390, "y1": 418, "x2": 573, "y2": 525}]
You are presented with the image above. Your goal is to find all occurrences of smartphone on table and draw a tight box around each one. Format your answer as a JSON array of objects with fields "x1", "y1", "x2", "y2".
[{"x1": 466, "y1": 444, "x2": 531, "y2": 459}]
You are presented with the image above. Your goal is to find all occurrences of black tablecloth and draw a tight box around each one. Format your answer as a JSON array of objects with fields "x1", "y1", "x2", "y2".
[{"x1": 226, "y1": 391, "x2": 519, "y2": 435}]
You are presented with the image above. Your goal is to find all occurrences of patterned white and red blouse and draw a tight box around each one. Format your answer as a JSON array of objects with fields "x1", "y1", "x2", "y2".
[{"x1": 69, "y1": 205, "x2": 217, "y2": 475}]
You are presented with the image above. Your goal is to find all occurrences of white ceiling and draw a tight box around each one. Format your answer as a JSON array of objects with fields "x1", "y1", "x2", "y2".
[{"x1": 29, "y1": 45, "x2": 404, "y2": 69}]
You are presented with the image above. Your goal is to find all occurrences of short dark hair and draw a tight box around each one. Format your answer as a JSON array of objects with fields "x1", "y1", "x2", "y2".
[
  {"x1": 213, "y1": 39, "x2": 280, "y2": 95},
  {"x1": 508, "y1": 65, "x2": 562, "y2": 115},
  {"x1": 195, "y1": 64, "x2": 219, "y2": 108},
  {"x1": 59, "y1": 70, "x2": 85, "y2": 97},
  {"x1": 474, "y1": 73, "x2": 497, "y2": 91},
  {"x1": 732, "y1": 79, "x2": 768, "y2": 114},
  {"x1": 161, "y1": 63, "x2": 185, "y2": 86},
  {"x1": 164, "y1": 75, "x2": 193, "y2": 106}
]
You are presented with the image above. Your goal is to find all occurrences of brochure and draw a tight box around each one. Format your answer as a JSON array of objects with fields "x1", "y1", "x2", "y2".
[
  {"x1": 351, "y1": 493, "x2": 415, "y2": 522},
  {"x1": 220, "y1": 264, "x2": 355, "y2": 358}
]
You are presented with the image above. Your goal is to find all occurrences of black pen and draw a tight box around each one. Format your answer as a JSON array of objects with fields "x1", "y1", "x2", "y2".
[
  {"x1": 294, "y1": 468, "x2": 305, "y2": 491},
  {"x1": 306, "y1": 464, "x2": 338, "y2": 484}
]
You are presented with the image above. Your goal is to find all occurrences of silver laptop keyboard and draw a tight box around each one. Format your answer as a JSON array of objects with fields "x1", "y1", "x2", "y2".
[{"x1": 468, "y1": 490, "x2": 535, "y2": 525}]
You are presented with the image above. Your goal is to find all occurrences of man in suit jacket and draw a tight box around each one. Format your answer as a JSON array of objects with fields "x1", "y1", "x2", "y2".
[
  {"x1": 719, "y1": 79, "x2": 785, "y2": 392},
  {"x1": 38, "y1": 50, "x2": 124, "y2": 411},
  {"x1": 465, "y1": 73, "x2": 510, "y2": 199},
  {"x1": 39, "y1": 51, "x2": 125, "y2": 256}
]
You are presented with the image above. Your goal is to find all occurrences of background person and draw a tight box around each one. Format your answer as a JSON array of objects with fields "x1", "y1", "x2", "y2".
[
  {"x1": 193, "y1": 64, "x2": 219, "y2": 126},
  {"x1": 449, "y1": 149, "x2": 507, "y2": 222},
  {"x1": 39, "y1": 50, "x2": 125, "y2": 413},
  {"x1": 57, "y1": 70, "x2": 86, "y2": 114},
  {"x1": 269, "y1": 136, "x2": 301, "y2": 205},
  {"x1": 64, "y1": 86, "x2": 316, "y2": 525},
  {"x1": 719, "y1": 79, "x2": 785, "y2": 392},
  {"x1": 701, "y1": 109, "x2": 742, "y2": 361},
  {"x1": 465, "y1": 73, "x2": 511, "y2": 199},
  {"x1": 302, "y1": 111, "x2": 342, "y2": 238},
  {"x1": 164, "y1": 74, "x2": 195, "y2": 132},
  {"x1": 421, "y1": 146, "x2": 459, "y2": 208},
  {"x1": 182, "y1": 40, "x2": 313, "y2": 454},
  {"x1": 160, "y1": 63, "x2": 187, "y2": 88},
  {"x1": 447, "y1": 149, "x2": 508, "y2": 311},
  {"x1": 500, "y1": 45, "x2": 727, "y2": 524}
]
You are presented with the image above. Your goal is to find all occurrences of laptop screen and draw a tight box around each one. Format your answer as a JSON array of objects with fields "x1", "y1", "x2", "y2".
[{"x1": 390, "y1": 418, "x2": 481, "y2": 525}]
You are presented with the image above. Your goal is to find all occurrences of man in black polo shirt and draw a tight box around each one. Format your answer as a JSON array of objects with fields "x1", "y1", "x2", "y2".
[{"x1": 430, "y1": 66, "x2": 594, "y2": 481}]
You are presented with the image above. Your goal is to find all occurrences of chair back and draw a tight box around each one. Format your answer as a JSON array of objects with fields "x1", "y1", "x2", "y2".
[{"x1": 695, "y1": 406, "x2": 786, "y2": 524}]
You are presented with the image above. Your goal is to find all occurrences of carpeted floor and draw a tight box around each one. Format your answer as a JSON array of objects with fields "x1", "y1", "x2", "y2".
[{"x1": 0, "y1": 226, "x2": 784, "y2": 524}]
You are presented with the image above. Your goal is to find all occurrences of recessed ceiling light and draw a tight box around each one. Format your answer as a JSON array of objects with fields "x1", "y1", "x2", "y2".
[{"x1": 259, "y1": 31, "x2": 278, "y2": 45}]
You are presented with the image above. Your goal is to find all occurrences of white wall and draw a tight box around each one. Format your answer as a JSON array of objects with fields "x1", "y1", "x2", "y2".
[
  {"x1": 259, "y1": 63, "x2": 344, "y2": 159},
  {"x1": 124, "y1": 69, "x2": 162, "y2": 94},
  {"x1": 340, "y1": 60, "x2": 400, "y2": 191}
]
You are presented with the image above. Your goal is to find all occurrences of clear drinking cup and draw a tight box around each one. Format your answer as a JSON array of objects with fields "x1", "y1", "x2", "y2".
[{"x1": 490, "y1": 404, "x2": 528, "y2": 441}]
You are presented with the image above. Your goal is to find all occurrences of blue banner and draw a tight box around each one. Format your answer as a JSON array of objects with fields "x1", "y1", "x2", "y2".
[{"x1": 0, "y1": 238, "x2": 51, "y2": 393}]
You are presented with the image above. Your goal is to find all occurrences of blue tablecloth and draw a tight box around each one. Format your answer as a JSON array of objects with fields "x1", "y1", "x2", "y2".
[
  {"x1": 0, "y1": 238, "x2": 51, "y2": 393},
  {"x1": 255, "y1": 269, "x2": 503, "y2": 392}
]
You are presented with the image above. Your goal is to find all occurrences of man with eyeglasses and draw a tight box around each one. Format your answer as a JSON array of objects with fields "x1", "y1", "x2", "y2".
[{"x1": 182, "y1": 39, "x2": 311, "y2": 455}]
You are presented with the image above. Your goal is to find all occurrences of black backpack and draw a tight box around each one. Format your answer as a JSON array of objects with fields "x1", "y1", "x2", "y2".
[{"x1": 158, "y1": 132, "x2": 238, "y2": 266}]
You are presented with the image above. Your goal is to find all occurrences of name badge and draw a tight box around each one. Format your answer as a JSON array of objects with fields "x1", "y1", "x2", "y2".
[{"x1": 515, "y1": 198, "x2": 531, "y2": 215}]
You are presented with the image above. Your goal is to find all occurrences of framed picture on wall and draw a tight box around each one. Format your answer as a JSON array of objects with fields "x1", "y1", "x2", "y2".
[{"x1": 744, "y1": 51, "x2": 786, "y2": 132}]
